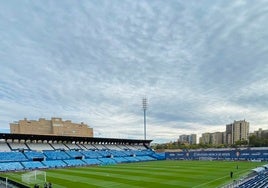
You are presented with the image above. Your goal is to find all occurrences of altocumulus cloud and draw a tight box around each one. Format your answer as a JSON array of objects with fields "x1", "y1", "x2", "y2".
[{"x1": 0, "y1": 0, "x2": 268, "y2": 142}]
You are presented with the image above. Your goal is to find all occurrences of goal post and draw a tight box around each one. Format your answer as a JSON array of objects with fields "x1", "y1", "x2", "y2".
[{"x1": 21, "y1": 170, "x2": 46, "y2": 184}]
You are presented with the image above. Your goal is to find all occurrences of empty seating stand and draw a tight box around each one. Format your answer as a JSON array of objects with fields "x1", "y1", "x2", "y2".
[
  {"x1": 21, "y1": 161, "x2": 45, "y2": 170},
  {"x1": 98, "y1": 158, "x2": 116, "y2": 165},
  {"x1": 0, "y1": 137, "x2": 159, "y2": 172},
  {"x1": 0, "y1": 162, "x2": 24, "y2": 171},
  {"x1": 24, "y1": 151, "x2": 45, "y2": 160},
  {"x1": 65, "y1": 150, "x2": 83, "y2": 159},
  {"x1": 42, "y1": 160, "x2": 67, "y2": 168},
  {"x1": 43, "y1": 150, "x2": 70, "y2": 160},
  {"x1": 0, "y1": 152, "x2": 27, "y2": 162},
  {"x1": 238, "y1": 170, "x2": 268, "y2": 188},
  {"x1": 64, "y1": 159, "x2": 86, "y2": 167},
  {"x1": 83, "y1": 158, "x2": 101, "y2": 165}
]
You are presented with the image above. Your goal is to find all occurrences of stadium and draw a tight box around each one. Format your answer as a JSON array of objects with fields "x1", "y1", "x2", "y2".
[
  {"x1": 0, "y1": 132, "x2": 267, "y2": 188},
  {"x1": 2, "y1": 0, "x2": 268, "y2": 187}
]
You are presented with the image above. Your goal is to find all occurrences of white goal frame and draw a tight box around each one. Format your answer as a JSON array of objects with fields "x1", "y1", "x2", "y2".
[{"x1": 21, "y1": 170, "x2": 46, "y2": 184}]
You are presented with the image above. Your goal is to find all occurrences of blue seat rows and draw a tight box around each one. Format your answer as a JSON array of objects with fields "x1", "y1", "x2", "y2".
[{"x1": 0, "y1": 143, "x2": 160, "y2": 172}]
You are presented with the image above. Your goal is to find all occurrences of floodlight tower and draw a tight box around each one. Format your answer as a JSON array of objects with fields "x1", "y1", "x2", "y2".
[{"x1": 142, "y1": 97, "x2": 148, "y2": 140}]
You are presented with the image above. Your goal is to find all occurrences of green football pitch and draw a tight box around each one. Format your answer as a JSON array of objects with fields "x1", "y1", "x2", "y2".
[{"x1": 3, "y1": 160, "x2": 266, "y2": 188}]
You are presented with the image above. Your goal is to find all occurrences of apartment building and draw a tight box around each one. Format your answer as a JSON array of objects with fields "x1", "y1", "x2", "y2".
[
  {"x1": 179, "y1": 134, "x2": 197, "y2": 145},
  {"x1": 10, "y1": 117, "x2": 93, "y2": 137},
  {"x1": 225, "y1": 120, "x2": 249, "y2": 144}
]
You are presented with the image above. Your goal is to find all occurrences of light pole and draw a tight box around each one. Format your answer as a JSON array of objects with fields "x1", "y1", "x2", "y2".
[{"x1": 142, "y1": 97, "x2": 148, "y2": 140}]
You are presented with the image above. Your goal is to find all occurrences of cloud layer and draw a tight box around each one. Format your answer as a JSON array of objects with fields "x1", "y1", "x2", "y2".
[{"x1": 0, "y1": 0, "x2": 268, "y2": 142}]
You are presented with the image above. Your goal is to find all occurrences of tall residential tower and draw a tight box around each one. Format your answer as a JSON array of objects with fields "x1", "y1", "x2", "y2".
[{"x1": 225, "y1": 120, "x2": 249, "y2": 144}]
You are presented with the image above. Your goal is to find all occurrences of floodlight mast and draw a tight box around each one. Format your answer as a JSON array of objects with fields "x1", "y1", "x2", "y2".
[{"x1": 142, "y1": 97, "x2": 148, "y2": 140}]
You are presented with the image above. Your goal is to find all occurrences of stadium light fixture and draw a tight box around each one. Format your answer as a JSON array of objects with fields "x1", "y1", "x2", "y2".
[{"x1": 142, "y1": 97, "x2": 148, "y2": 140}]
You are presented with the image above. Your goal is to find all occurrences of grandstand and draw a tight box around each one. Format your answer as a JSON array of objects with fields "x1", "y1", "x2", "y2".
[
  {"x1": 0, "y1": 133, "x2": 163, "y2": 172},
  {"x1": 237, "y1": 167, "x2": 268, "y2": 188},
  {"x1": 221, "y1": 164, "x2": 268, "y2": 188}
]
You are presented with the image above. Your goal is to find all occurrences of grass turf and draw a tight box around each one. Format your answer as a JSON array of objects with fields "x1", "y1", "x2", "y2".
[{"x1": 3, "y1": 160, "x2": 266, "y2": 188}]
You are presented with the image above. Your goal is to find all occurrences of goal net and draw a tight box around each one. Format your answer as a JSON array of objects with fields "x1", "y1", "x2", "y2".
[{"x1": 21, "y1": 170, "x2": 46, "y2": 184}]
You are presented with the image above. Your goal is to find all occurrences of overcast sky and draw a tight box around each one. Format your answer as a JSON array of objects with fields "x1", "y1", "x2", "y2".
[{"x1": 0, "y1": 0, "x2": 268, "y2": 143}]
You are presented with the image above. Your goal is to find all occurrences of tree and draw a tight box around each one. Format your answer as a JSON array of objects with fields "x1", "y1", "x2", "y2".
[{"x1": 249, "y1": 135, "x2": 268, "y2": 147}]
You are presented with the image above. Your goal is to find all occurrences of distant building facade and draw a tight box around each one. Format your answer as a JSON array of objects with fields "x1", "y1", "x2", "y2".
[
  {"x1": 10, "y1": 117, "x2": 93, "y2": 137},
  {"x1": 179, "y1": 134, "x2": 197, "y2": 145},
  {"x1": 200, "y1": 133, "x2": 211, "y2": 144},
  {"x1": 179, "y1": 134, "x2": 188, "y2": 144},
  {"x1": 250, "y1": 128, "x2": 268, "y2": 138},
  {"x1": 200, "y1": 132, "x2": 224, "y2": 145},
  {"x1": 225, "y1": 120, "x2": 249, "y2": 144},
  {"x1": 211, "y1": 132, "x2": 224, "y2": 145}
]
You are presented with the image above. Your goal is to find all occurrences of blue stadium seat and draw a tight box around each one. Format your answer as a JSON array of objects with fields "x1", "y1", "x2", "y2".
[
  {"x1": 64, "y1": 159, "x2": 86, "y2": 166},
  {"x1": 43, "y1": 151, "x2": 70, "y2": 160},
  {"x1": 42, "y1": 160, "x2": 67, "y2": 168},
  {"x1": 24, "y1": 151, "x2": 45, "y2": 160},
  {"x1": 113, "y1": 157, "x2": 129, "y2": 163},
  {"x1": 0, "y1": 162, "x2": 24, "y2": 171},
  {"x1": 98, "y1": 158, "x2": 116, "y2": 165},
  {"x1": 0, "y1": 152, "x2": 27, "y2": 162},
  {"x1": 80, "y1": 150, "x2": 102, "y2": 158},
  {"x1": 124, "y1": 157, "x2": 140, "y2": 162},
  {"x1": 21, "y1": 161, "x2": 45, "y2": 169},
  {"x1": 65, "y1": 150, "x2": 83, "y2": 158},
  {"x1": 83, "y1": 158, "x2": 102, "y2": 165}
]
